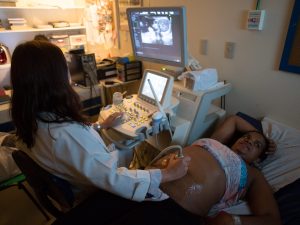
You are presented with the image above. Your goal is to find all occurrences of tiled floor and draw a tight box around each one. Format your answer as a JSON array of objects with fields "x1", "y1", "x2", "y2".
[{"x1": 0, "y1": 181, "x2": 55, "y2": 225}]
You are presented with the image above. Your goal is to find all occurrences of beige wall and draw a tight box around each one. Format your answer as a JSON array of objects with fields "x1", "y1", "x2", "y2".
[
  {"x1": 120, "y1": 0, "x2": 300, "y2": 129},
  {"x1": 1, "y1": 0, "x2": 299, "y2": 129}
]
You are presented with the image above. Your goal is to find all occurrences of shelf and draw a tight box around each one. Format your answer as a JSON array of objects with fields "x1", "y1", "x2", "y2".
[
  {"x1": 0, "y1": 26, "x2": 86, "y2": 34},
  {"x1": 0, "y1": 6, "x2": 85, "y2": 9},
  {"x1": 118, "y1": 5, "x2": 141, "y2": 9}
]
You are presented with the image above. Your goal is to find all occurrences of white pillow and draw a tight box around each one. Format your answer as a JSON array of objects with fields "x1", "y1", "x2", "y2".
[{"x1": 260, "y1": 117, "x2": 300, "y2": 192}]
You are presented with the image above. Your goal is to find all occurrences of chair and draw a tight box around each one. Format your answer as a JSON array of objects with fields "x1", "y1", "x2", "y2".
[
  {"x1": 12, "y1": 150, "x2": 74, "y2": 219},
  {"x1": 0, "y1": 173, "x2": 51, "y2": 220}
]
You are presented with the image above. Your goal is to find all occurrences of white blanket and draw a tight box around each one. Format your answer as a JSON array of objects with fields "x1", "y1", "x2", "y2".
[{"x1": 260, "y1": 117, "x2": 300, "y2": 192}]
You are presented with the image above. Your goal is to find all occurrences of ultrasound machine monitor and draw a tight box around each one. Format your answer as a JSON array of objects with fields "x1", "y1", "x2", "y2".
[
  {"x1": 127, "y1": 6, "x2": 188, "y2": 67},
  {"x1": 138, "y1": 69, "x2": 174, "y2": 109}
]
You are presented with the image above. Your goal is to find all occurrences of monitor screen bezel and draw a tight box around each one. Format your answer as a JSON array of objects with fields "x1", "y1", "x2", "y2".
[
  {"x1": 138, "y1": 69, "x2": 172, "y2": 105},
  {"x1": 127, "y1": 6, "x2": 188, "y2": 67}
]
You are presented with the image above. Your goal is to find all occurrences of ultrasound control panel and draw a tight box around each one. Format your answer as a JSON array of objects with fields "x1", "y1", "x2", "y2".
[{"x1": 100, "y1": 94, "x2": 157, "y2": 137}]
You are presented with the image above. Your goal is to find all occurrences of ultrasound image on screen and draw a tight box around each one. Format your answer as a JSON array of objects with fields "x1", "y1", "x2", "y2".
[
  {"x1": 127, "y1": 7, "x2": 187, "y2": 66},
  {"x1": 141, "y1": 71, "x2": 168, "y2": 102},
  {"x1": 140, "y1": 16, "x2": 173, "y2": 45}
]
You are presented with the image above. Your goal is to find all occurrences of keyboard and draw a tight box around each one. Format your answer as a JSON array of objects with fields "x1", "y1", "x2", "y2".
[{"x1": 100, "y1": 95, "x2": 157, "y2": 137}]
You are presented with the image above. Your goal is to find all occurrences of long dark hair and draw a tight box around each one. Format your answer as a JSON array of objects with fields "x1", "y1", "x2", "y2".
[{"x1": 10, "y1": 40, "x2": 88, "y2": 148}]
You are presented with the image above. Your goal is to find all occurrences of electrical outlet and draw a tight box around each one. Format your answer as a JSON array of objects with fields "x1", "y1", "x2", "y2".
[
  {"x1": 224, "y1": 42, "x2": 235, "y2": 59},
  {"x1": 200, "y1": 39, "x2": 208, "y2": 55}
]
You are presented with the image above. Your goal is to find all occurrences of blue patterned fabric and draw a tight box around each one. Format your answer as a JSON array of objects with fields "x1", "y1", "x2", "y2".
[{"x1": 239, "y1": 159, "x2": 248, "y2": 191}]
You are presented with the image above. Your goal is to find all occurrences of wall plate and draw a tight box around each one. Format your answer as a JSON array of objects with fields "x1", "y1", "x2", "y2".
[{"x1": 247, "y1": 10, "x2": 265, "y2": 30}]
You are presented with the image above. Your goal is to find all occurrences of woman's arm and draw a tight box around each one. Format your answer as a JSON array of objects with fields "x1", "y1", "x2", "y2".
[
  {"x1": 210, "y1": 115, "x2": 258, "y2": 145},
  {"x1": 205, "y1": 167, "x2": 281, "y2": 225},
  {"x1": 52, "y1": 124, "x2": 191, "y2": 202},
  {"x1": 240, "y1": 167, "x2": 281, "y2": 225}
]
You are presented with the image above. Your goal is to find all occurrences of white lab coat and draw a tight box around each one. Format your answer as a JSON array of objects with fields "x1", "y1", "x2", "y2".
[{"x1": 22, "y1": 119, "x2": 163, "y2": 202}]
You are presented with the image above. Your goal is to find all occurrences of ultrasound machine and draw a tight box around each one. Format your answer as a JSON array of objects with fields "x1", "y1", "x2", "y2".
[
  {"x1": 98, "y1": 6, "x2": 232, "y2": 152},
  {"x1": 100, "y1": 69, "x2": 177, "y2": 137}
]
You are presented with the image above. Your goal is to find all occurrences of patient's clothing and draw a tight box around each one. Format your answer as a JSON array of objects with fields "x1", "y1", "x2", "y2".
[{"x1": 192, "y1": 138, "x2": 248, "y2": 215}]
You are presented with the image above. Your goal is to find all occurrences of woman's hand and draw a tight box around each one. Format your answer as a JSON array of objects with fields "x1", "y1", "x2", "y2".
[
  {"x1": 160, "y1": 153, "x2": 191, "y2": 183},
  {"x1": 266, "y1": 138, "x2": 277, "y2": 155},
  {"x1": 100, "y1": 112, "x2": 123, "y2": 129}
]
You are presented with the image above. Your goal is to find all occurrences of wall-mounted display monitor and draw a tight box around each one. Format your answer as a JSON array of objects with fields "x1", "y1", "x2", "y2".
[{"x1": 127, "y1": 6, "x2": 188, "y2": 67}]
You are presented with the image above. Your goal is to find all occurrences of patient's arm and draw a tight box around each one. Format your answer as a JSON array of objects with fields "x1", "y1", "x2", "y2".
[
  {"x1": 210, "y1": 115, "x2": 258, "y2": 145},
  {"x1": 242, "y1": 167, "x2": 281, "y2": 225},
  {"x1": 211, "y1": 115, "x2": 277, "y2": 154},
  {"x1": 206, "y1": 167, "x2": 281, "y2": 225}
]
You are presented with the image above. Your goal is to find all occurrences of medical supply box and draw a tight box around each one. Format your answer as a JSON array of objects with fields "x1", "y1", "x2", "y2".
[
  {"x1": 116, "y1": 60, "x2": 142, "y2": 82},
  {"x1": 181, "y1": 68, "x2": 218, "y2": 91},
  {"x1": 96, "y1": 59, "x2": 118, "y2": 80}
]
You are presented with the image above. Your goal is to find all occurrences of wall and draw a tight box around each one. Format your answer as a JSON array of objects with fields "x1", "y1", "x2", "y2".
[
  {"x1": 1, "y1": 0, "x2": 299, "y2": 129},
  {"x1": 120, "y1": 0, "x2": 300, "y2": 129}
]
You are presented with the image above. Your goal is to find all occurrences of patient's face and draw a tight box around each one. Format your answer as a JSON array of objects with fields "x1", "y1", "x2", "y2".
[{"x1": 231, "y1": 132, "x2": 266, "y2": 164}]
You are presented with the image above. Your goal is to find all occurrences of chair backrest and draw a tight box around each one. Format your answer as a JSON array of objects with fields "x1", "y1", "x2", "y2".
[{"x1": 12, "y1": 150, "x2": 74, "y2": 218}]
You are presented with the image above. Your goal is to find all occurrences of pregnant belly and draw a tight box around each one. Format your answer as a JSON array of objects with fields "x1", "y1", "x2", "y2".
[{"x1": 152, "y1": 145, "x2": 226, "y2": 216}]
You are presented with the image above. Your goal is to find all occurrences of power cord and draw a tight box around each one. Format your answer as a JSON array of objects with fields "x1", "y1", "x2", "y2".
[
  {"x1": 256, "y1": 0, "x2": 261, "y2": 10},
  {"x1": 147, "y1": 79, "x2": 173, "y2": 140},
  {"x1": 82, "y1": 56, "x2": 100, "y2": 99}
]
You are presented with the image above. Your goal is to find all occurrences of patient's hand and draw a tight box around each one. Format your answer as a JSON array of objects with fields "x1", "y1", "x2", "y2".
[{"x1": 266, "y1": 138, "x2": 277, "y2": 155}]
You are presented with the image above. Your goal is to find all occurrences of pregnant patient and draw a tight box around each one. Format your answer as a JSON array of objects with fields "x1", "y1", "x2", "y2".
[{"x1": 149, "y1": 136, "x2": 281, "y2": 225}]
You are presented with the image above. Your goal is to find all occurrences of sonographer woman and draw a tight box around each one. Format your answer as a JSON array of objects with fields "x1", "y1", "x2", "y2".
[{"x1": 10, "y1": 40, "x2": 191, "y2": 203}]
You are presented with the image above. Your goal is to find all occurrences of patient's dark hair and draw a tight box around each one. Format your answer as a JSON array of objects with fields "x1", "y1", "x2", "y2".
[{"x1": 10, "y1": 40, "x2": 88, "y2": 148}]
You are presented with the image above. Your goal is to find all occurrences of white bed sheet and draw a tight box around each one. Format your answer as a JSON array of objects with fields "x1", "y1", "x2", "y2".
[{"x1": 260, "y1": 117, "x2": 300, "y2": 192}]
